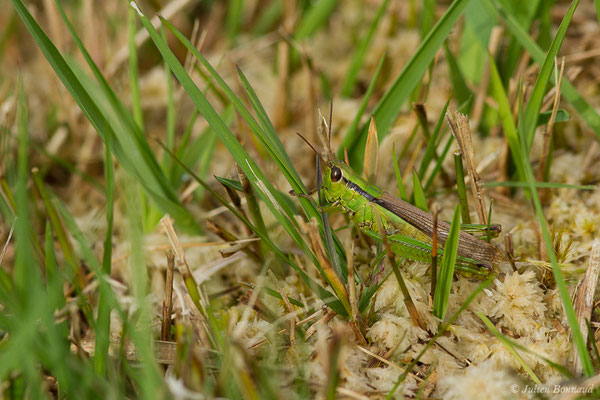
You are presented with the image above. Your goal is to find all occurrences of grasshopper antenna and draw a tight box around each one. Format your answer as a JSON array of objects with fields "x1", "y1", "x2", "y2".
[
  {"x1": 328, "y1": 97, "x2": 334, "y2": 157},
  {"x1": 296, "y1": 132, "x2": 322, "y2": 161}
]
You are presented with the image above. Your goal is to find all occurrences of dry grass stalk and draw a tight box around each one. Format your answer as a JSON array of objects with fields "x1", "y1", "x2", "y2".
[
  {"x1": 206, "y1": 219, "x2": 261, "y2": 262},
  {"x1": 267, "y1": 269, "x2": 300, "y2": 324},
  {"x1": 377, "y1": 215, "x2": 423, "y2": 330},
  {"x1": 504, "y1": 230, "x2": 518, "y2": 271},
  {"x1": 537, "y1": 57, "x2": 566, "y2": 184},
  {"x1": 305, "y1": 309, "x2": 335, "y2": 340},
  {"x1": 301, "y1": 218, "x2": 349, "y2": 306},
  {"x1": 447, "y1": 112, "x2": 488, "y2": 224},
  {"x1": 161, "y1": 250, "x2": 175, "y2": 341},
  {"x1": 274, "y1": 40, "x2": 290, "y2": 129},
  {"x1": 571, "y1": 239, "x2": 600, "y2": 375}
]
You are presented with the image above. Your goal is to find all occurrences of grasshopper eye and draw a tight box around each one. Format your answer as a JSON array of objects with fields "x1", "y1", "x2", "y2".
[{"x1": 330, "y1": 166, "x2": 342, "y2": 182}]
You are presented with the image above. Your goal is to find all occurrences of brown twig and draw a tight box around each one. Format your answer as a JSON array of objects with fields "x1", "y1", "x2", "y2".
[{"x1": 447, "y1": 112, "x2": 488, "y2": 224}]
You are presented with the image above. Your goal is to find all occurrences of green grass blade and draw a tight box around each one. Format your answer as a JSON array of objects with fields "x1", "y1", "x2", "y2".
[
  {"x1": 337, "y1": 52, "x2": 386, "y2": 159},
  {"x1": 135, "y1": 7, "x2": 348, "y2": 314},
  {"x1": 94, "y1": 141, "x2": 115, "y2": 376},
  {"x1": 443, "y1": 42, "x2": 473, "y2": 109},
  {"x1": 518, "y1": 0, "x2": 580, "y2": 152},
  {"x1": 295, "y1": 0, "x2": 339, "y2": 39},
  {"x1": 13, "y1": 80, "x2": 36, "y2": 302},
  {"x1": 347, "y1": 0, "x2": 473, "y2": 167},
  {"x1": 10, "y1": 0, "x2": 200, "y2": 233},
  {"x1": 392, "y1": 144, "x2": 408, "y2": 201},
  {"x1": 478, "y1": 313, "x2": 541, "y2": 384},
  {"x1": 433, "y1": 205, "x2": 460, "y2": 319},
  {"x1": 412, "y1": 170, "x2": 428, "y2": 211},
  {"x1": 417, "y1": 98, "x2": 450, "y2": 179},
  {"x1": 340, "y1": 0, "x2": 390, "y2": 96},
  {"x1": 489, "y1": 0, "x2": 600, "y2": 141},
  {"x1": 488, "y1": 54, "x2": 527, "y2": 181},
  {"x1": 484, "y1": 181, "x2": 596, "y2": 190},
  {"x1": 128, "y1": 7, "x2": 143, "y2": 128}
]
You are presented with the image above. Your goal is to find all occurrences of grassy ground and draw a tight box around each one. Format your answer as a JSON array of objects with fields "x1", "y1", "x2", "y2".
[{"x1": 2, "y1": 0, "x2": 600, "y2": 398}]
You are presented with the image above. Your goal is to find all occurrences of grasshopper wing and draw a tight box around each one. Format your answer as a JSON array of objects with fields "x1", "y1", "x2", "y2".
[{"x1": 376, "y1": 192, "x2": 504, "y2": 267}]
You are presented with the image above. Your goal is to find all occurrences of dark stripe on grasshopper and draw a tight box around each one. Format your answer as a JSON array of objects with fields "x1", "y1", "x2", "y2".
[{"x1": 342, "y1": 177, "x2": 377, "y2": 202}]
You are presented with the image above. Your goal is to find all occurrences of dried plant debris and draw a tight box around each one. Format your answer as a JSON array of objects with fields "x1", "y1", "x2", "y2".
[{"x1": 3, "y1": 0, "x2": 600, "y2": 399}]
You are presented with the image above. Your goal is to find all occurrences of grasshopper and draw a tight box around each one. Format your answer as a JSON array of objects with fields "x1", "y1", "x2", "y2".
[{"x1": 297, "y1": 123, "x2": 504, "y2": 277}]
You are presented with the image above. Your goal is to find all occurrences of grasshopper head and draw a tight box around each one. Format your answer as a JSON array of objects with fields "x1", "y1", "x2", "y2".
[{"x1": 321, "y1": 159, "x2": 354, "y2": 203}]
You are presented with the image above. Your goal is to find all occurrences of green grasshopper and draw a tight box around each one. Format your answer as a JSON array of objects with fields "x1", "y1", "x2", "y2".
[{"x1": 297, "y1": 130, "x2": 504, "y2": 278}]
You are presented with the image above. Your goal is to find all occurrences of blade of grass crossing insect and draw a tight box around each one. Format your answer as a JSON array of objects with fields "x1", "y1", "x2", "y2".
[
  {"x1": 519, "y1": 0, "x2": 580, "y2": 152},
  {"x1": 317, "y1": 158, "x2": 344, "y2": 282},
  {"x1": 338, "y1": 52, "x2": 386, "y2": 161},
  {"x1": 596, "y1": 0, "x2": 600, "y2": 23},
  {"x1": 348, "y1": 0, "x2": 473, "y2": 167},
  {"x1": 433, "y1": 205, "x2": 460, "y2": 319},
  {"x1": 488, "y1": 0, "x2": 600, "y2": 141},
  {"x1": 340, "y1": 0, "x2": 390, "y2": 97},
  {"x1": 478, "y1": 313, "x2": 541, "y2": 383}
]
